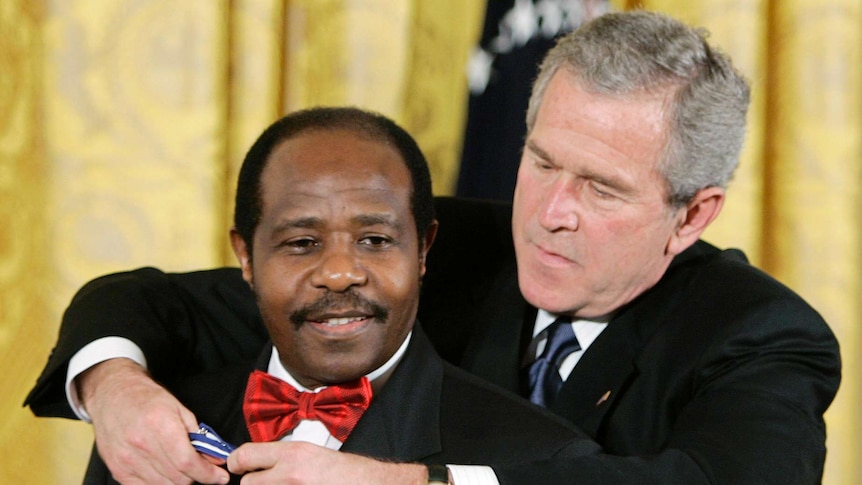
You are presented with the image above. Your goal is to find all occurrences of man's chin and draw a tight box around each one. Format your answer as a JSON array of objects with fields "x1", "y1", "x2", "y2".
[
  {"x1": 297, "y1": 369, "x2": 372, "y2": 389},
  {"x1": 311, "y1": 357, "x2": 379, "y2": 384},
  {"x1": 519, "y1": 276, "x2": 585, "y2": 315}
]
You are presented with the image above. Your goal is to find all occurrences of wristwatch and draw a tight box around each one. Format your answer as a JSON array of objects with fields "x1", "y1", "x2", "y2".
[{"x1": 427, "y1": 464, "x2": 450, "y2": 484}]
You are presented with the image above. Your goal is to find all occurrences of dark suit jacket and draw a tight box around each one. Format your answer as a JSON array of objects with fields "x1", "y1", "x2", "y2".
[
  {"x1": 27, "y1": 197, "x2": 841, "y2": 484},
  {"x1": 79, "y1": 327, "x2": 598, "y2": 484},
  {"x1": 464, "y1": 245, "x2": 840, "y2": 484}
]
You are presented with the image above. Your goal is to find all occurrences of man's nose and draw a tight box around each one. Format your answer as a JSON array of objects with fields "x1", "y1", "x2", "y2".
[
  {"x1": 310, "y1": 247, "x2": 368, "y2": 292},
  {"x1": 538, "y1": 177, "x2": 580, "y2": 232}
]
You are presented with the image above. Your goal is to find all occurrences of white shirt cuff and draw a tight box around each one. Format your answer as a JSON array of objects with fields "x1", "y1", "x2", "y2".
[
  {"x1": 448, "y1": 465, "x2": 499, "y2": 485},
  {"x1": 65, "y1": 337, "x2": 148, "y2": 422}
]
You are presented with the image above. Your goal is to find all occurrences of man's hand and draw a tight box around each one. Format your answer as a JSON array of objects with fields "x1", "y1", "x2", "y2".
[
  {"x1": 78, "y1": 358, "x2": 230, "y2": 484},
  {"x1": 227, "y1": 441, "x2": 427, "y2": 484}
]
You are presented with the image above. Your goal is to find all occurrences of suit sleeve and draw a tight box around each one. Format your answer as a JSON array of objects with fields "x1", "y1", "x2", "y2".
[
  {"x1": 665, "y1": 295, "x2": 839, "y2": 484},
  {"x1": 22, "y1": 196, "x2": 512, "y2": 419},
  {"x1": 24, "y1": 267, "x2": 267, "y2": 418}
]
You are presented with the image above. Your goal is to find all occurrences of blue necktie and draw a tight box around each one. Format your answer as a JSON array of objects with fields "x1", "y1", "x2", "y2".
[{"x1": 528, "y1": 318, "x2": 580, "y2": 407}]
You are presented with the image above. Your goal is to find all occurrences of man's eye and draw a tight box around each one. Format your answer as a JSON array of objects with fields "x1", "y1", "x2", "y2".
[
  {"x1": 279, "y1": 238, "x2": 318, "y2": 251},
  {"x1": 535, "y1": 159, "x2": 554, "y2": 171},
  {"x1": 359, "y1": 235, "x2": 392, "y2": 247},
  {"x1": 589, "y1": 182, "x2": 615, "y2": 199}
]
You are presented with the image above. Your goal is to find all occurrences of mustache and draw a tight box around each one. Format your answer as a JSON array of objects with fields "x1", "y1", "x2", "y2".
[{"x1": 289, "y1": 290, "x2": 389, "y2": 329}]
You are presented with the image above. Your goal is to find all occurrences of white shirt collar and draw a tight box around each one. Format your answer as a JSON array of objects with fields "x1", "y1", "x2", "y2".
[
  {"x1": 531, "y1": 309, "x2": 610, "y2": 357},
  {"x1": 533, "y1": 309, "x2": 612, "y2": 337},
  {"x1": 533, "y1": 309, "x2": 564, "y2": 338}
]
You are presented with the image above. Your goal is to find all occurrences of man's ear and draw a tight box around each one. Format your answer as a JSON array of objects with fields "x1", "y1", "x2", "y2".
[
  {"x1": 230, "y1": 228, "x2": 254, "y2": 288},
  {"x1": 666, "y1": 187, "x2": 725, "y2": 256},
  {"x1": 418, "y1": 220, "x2": 439, "y2": 277}
]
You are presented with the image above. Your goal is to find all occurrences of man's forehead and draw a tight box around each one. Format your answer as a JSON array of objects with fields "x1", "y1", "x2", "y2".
[
  {"x1": 269, "y1": 209, "x2": 403, "y2": 232},
  {"x1": 264, "y1": 186, "x2": 411, "y2": 223},
  {"x1": 275, "y1": 186, "x2": 410, "y2": 207},
  {"x1": 532, "y1": 73, "x2": 669, "y2": 168}
]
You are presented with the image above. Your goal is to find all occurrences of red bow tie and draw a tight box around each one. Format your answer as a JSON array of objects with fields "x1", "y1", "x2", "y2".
[{"x1": 243, "y1": 370, "x2": 373, "y2": 443}]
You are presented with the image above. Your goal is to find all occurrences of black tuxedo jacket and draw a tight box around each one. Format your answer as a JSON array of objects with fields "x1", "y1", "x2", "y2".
[
  {"x1": 27, "y1": 197, "x2": 841, "y2": 484},
  {"x1": 79, "y1": 327, "x2": 598, "y2": 484}
]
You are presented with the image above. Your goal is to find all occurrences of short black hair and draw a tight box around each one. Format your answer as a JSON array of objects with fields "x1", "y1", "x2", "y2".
[{"x1": 234, "y1": 107, "x2": 435, "y2": 256}]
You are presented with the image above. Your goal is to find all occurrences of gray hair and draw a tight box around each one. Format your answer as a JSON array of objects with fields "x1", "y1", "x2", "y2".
[{"x1": 526, "y1": 10, "x2": 751, "y2": 206}]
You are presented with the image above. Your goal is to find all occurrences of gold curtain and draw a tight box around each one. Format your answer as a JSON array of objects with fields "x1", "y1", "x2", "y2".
[{"x1": 1, "y1": 0, "x2": 859, "y2": 483}]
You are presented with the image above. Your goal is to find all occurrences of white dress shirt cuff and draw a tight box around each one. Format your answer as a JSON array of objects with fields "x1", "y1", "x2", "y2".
[
  {"x1": 65, "y1": 337, "x2": 148, "y2": 422},
  {"x1": 447, "y1": 465, "x2": 499, "y2": 485}
]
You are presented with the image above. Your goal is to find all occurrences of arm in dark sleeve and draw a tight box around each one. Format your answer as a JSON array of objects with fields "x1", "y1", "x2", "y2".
[
  {"x1": 24, "y1": 267, "x2": 266, "y2": 418},
  {"x1": 22, "y1": 196, "x2": 513, "y2": 419}
]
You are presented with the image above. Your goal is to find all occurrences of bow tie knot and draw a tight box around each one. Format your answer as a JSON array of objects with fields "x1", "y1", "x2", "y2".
[
  {"x1": 295, "y1": 392, "x2": 318, "y2": 421},
  {"x1": 243, "y1": 370, "x2": 373, "y2": 443}
]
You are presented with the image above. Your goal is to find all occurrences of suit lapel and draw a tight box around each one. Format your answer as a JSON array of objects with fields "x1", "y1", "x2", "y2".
[
  {"x1": 458, "y1": 261, "x2": 628, "y2": 435},
  {"x1": 221, "y1": 348, "x2": 270, "y2": 444},
  {"x1": 551, "y1": 244, "x2": 705, "y2": 435},
  {"x1": 341, "y1": 326, "x2": 444, "y2": 462},
  {"x1": 459, "y1": 262, "x2": 532, "y2": 393},
  {"x1": 551, "y1": 311, "x2": 640, "y2": 435}
]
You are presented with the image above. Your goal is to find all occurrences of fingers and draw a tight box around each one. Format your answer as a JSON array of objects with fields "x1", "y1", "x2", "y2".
[
  {"x1": 227, "y1": 442, "x2": 425, "y2": 485},
  {"x1": 153, "y1": 424, "x2": 230, "y2": 484},
  {"x1": 83, "y1": 359, "x2": 230, "y2": 484},
  {"x1": 227, "y1": 442, "x2": 278, "y2": 476}
]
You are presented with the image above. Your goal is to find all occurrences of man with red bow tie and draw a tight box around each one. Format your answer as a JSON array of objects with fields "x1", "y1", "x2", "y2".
[{"x1": 54, "y1": 106, "x2": 597, "y2": 484}]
